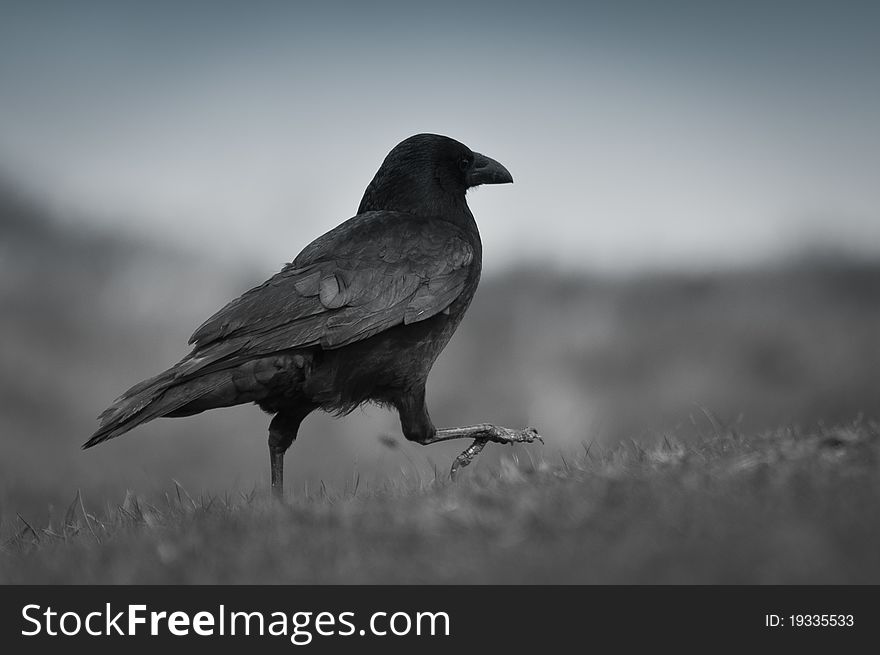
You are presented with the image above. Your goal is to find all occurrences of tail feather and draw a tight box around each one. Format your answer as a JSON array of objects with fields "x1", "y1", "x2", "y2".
[
  {"x1": 85, "y1": 352, "x2": 309, "y2": 449},
  {"x1": 83, "y1": 367, "x2": 228, "y2": 449}
]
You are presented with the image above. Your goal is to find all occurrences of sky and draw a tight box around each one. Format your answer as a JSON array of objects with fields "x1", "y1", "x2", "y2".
[{"x1": 1, "y1": 0, "x2": 878, "y2": 273}]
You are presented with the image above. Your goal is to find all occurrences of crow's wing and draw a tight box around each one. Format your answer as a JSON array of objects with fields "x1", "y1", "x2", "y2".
[{"x1": 180, "y1": 211, "x2": 474, "y2": 376}]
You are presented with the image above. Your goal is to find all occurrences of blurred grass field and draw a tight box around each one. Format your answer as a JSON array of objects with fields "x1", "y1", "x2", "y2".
[{"x1": 3, "y1": 422, "x2": 879, "y2": 584}]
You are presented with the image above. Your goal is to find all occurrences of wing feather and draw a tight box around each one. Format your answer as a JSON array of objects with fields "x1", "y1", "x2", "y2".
[{"x1": 183, "y1": 211, "x2": 474, "y2": 375}]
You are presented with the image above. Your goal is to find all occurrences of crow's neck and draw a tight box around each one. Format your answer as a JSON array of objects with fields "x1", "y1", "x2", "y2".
[{"x1": 358, "y1": 181, "x2": 475, "y2": 232}]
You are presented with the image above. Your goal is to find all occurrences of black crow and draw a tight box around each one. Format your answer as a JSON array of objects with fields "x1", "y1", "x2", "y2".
[{"x1": 84, "y1": 134, "x2": 542, "y2": 496}]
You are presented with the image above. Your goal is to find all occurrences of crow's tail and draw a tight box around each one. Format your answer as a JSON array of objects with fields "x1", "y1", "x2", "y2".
[
  {"x1": 83, "y1": 353, "x2": 305, "y2": 449},
  {"x1": 82, "y1": 364, "x2": 232, "y2": 449}
]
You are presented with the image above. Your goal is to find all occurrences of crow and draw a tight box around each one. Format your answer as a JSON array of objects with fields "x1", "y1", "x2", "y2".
[{"x1": 84, "y1": 134, "x2": 542, "y2": 496}]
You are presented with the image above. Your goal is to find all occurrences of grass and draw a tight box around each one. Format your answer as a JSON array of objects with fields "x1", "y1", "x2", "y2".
[{"x1": 2, "y1": 421, "x2": 880, "y2": 584}]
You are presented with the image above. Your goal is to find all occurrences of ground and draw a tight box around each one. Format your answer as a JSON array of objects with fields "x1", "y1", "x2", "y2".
[{"x1": 3, "y1": 421, "x2": 879, "y2": 584}]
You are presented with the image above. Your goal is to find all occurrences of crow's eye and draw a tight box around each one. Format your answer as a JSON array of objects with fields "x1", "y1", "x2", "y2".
[{"x1": 458, "y1": 156, "x2": 472, "y2": 171}]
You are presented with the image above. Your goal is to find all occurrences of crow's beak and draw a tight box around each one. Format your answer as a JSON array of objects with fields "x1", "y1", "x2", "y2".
[{"x1": 466, "y1": 152, "x2": 513, "y2": 187}]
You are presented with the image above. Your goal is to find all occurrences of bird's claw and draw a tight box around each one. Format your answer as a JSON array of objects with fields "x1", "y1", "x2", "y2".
[
  {"x1": 486, "y1": 425, "x2": 544, "y2": 445},
  {"x1": 450, "y1": 438, "x2": 488, "y2": 480},
  {"x1": 449, "y1": 426, "x2": 544, "y2": 479}
]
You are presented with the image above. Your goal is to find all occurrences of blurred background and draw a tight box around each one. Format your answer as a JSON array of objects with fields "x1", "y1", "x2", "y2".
[{"x1": 2, "y1": 0, "x2": 879, "y2": 522}]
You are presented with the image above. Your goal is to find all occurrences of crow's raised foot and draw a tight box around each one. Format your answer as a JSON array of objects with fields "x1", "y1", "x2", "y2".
[{"x1": 448, "y1": 426, "x2": 544, "y2": 479}]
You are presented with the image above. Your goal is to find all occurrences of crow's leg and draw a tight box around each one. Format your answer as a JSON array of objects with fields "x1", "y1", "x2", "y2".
[
  {"x1": 396, "y1": 390, "x2": 542, "y2": 479},
  {"x1": 268, "y1": 406, "x2": 314, "y2": 500},
  {"x1": 426, "y1": 425, "x2": 543, "y2": 478}
]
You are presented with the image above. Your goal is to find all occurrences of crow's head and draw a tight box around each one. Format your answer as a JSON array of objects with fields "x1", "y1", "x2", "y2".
[{"x1": 358, "y1": 134, "x2": 512, "y2": 215}]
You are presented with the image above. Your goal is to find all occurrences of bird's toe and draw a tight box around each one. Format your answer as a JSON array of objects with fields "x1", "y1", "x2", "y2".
[{"x1": 484, "y1": 425, "x2": 544, "y2": 445}]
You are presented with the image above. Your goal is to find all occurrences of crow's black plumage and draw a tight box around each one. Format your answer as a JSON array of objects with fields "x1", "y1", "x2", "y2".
[{"x1": 85, "y1": 134, "x2": 541, "y2": 495}]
